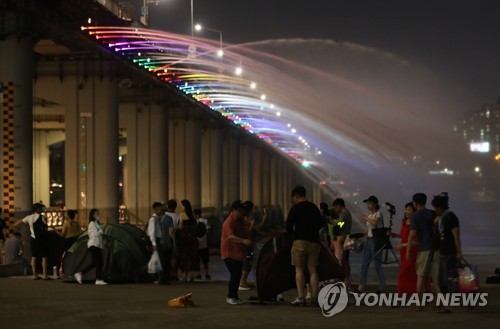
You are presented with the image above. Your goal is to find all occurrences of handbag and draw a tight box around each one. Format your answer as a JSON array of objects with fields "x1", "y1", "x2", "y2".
[
  {"x1": 457, "y1": 259, "x2": 480, "y2": 293},
  {"x1": 147, "y1": 250, "x2": 163, "y2": 274}
]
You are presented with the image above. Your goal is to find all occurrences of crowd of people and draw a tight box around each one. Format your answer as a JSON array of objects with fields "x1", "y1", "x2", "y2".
[{"x1": 3, "y1": 187, "x2": 463, "y2": 313}]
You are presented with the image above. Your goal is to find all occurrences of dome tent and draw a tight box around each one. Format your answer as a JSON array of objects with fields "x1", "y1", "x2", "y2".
[
  {"x1": 63, "y1": 223, "x2": 151, "y2": 283},
  {"x1": 252, "y1": 232, "x2": 344, "y2": 301}
]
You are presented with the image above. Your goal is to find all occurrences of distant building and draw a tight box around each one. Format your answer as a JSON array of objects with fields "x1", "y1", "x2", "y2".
[{"x1": 454, "y1": 98, "x2": 500, "y2": 154}]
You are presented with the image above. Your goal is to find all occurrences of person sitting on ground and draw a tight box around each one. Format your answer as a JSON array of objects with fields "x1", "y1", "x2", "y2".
[{"x1": 4, "y1": 233, "x2": 28, "y2": 271}]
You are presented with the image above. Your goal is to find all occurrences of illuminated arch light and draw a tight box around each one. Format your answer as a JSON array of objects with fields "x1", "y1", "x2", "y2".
[{"x1": 83, "y1": 26, "x2": 332, "y2": 187}]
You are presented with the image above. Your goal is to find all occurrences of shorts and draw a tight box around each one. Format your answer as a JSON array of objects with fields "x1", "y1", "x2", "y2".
[
  {"x1": 198, "y1": 248, "x2": 209, "y2": 265},
  {"x1": 291, "y1": 240, "x2": 320, "y2": 269},
  {"x1": 416, "y1": 250, "x2": 439, "y2": 277},
  {"x1": 30, "y1": 237, "x2": 49, "y2": 258}
]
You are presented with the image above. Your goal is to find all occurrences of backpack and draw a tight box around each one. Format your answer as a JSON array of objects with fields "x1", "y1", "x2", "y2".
[{"x1": 195, "y1": 221, "x2": 207, "y2": 238}]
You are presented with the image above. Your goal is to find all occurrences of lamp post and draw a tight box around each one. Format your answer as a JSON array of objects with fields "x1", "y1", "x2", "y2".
[{"x1": 194, "y1": 24, "x2": 224, "y2": 57}]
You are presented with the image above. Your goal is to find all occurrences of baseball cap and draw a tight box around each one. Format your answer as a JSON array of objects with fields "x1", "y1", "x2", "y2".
[{"x1": 363, "y1": 195, "x2": 379, "y2": 204}]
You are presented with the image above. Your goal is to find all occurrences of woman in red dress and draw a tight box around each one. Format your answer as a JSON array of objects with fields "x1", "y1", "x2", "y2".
[{"x1": 392, "y1": 202, "x2": 419, "y2": 295}]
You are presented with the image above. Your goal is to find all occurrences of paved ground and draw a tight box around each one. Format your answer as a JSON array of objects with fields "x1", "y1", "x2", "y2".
[{"x1": 1, "y1": 254, "x2": 499, "y2": 329}]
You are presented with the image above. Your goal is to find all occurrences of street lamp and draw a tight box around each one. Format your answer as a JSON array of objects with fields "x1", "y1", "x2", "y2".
[{"x1": 194, "y1": 23, "x2": 224, "y2": 57}]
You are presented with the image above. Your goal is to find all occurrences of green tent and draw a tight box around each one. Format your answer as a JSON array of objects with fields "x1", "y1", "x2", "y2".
[{"x1": 63, "y1": 224, "x2": 151, "y2": 283}]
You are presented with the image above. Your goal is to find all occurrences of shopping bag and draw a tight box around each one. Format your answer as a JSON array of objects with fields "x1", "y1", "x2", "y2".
[
  {"x1": 458, "y1": 259, "x2": 480, "y2": 293},
  {"x1": 147, "y1": 250, "x2": 163, "y2": 274}
]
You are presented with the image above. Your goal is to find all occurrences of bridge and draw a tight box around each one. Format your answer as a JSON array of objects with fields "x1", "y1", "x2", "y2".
[{"x1": 0, "y1": 0, "x2": 333, "y2": 232}]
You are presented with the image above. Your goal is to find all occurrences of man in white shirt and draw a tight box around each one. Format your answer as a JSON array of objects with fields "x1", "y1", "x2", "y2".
[
  {"x1": 148, "y1": 202, "x2": 165, "y2": 283},
  {"x1": 13, "y1": 203, "x2": 50, "y2": 280}
]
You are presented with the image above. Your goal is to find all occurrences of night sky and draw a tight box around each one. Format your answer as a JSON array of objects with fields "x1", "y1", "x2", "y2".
[{"x1": 143, "y1": 0, "x2": 500, "y2": 114}]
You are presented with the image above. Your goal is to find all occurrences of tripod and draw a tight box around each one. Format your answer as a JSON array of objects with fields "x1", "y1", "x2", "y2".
[{"x1": 368, "y1": 212, "x2": 400, "y2": 266}]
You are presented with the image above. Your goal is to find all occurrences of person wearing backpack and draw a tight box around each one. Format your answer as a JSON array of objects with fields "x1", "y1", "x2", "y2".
[
  {"x1": 13, "y1": 203, "x2": 50, "y2": 280},
  {"x1": 194, "y1": 209, "x2": 211, "y2": 280}
]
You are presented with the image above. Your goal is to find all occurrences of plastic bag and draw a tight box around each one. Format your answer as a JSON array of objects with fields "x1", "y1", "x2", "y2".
[
  {"x1": 458, "y1": 260, "x2": 480, "y2": 293},
  {"x1": 147, "y1": 251, "x2": 163, "y2": 274}
]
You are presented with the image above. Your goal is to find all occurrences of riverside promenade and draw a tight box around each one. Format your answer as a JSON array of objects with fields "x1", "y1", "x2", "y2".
[{"x1": 1, "y1": 255, "x2": 499, "y2": 329}]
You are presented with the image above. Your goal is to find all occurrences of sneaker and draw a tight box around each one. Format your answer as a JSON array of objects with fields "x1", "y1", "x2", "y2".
[
  {"x1": 205, "y1": 274, "x2": 211, "y2": 280},
  {"x1": 290, "y1": 297, "x2": 306, "y2": 307},
  {"x1": 276, "y1": 294, "x2": 285, "y2": 302},
  {"x1": 74, "y1": 272, "x2": 83, "y2": 284},
  {"x1": 95, "y1": 279, "x2": 108, "y2": 285},
  {"x1": 239, "y1": 285, "x2": 252, "y2": 291},
  {"x1": 226, "y1": 297, "x2": 245, "y2": 305}
]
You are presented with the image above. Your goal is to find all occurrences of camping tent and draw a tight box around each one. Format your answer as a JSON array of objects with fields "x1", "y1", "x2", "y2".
[
  {"x1": 253, "y1": 232, "x2": 344, "y2": 301},
  {"x1": 63, "y1": 223, "x2": 151, "y2": 283}
]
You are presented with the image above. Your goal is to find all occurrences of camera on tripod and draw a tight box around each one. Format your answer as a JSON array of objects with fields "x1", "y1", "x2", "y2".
[{"x1": 384, "y1": 202, "x2": 396, "y2": 216}]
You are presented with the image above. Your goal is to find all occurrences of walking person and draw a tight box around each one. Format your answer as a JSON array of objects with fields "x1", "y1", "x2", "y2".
[
  {"x1": 407, "y1": 193, "x2": 440, "y2": 311},
  {"x1": 286, "y1": 186, "x2": 324, "y2": 307},
  {"x1": 221, "y1": 200, "x2": 252, "y2": 305},
  {"x1": 74, "y1": 209, "x2": 108, "y2": 285},
  {"x1": 357, "y1": 195, "x2": 386, "y2": 293},
  {"x1": 13, "y1": 203, "x2": 51, "y2": 280}
]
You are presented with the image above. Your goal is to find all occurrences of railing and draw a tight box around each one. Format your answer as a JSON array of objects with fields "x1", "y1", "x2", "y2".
[
  {"x1": 95, "y1": 0, "x2": 133, "y2": 21},
  {"x1": 45, "y1": 208, "x2": 129, "y2": 230}
]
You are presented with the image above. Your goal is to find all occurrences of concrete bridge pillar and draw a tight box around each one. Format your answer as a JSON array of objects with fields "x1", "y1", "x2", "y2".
[
  {"x1": 168, "y1": 109, "x2": 202, "y2": 209},
  {"x1": 121, "y1": 91, "x2": 168, "y2": 225},
  {"x1": 201, "y1": 126, "x2": 223, "y2": 216},
  {"x1": 239, "y1": 139, "x2": 253, "y2": 202},
  {"x1": 0, "y1": 35, "x2": 34, "y2": 224},
  {"x1": 222, "y1": 132, "x2": 240, "y2": 211}
]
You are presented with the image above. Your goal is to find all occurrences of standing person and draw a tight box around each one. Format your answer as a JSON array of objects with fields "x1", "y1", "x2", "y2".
[
  {"x1": 74, "y1": 209, "x2": 108, "y2": 285},
  {"x1": 390, "y1": 202, "x2": 421, "y2": 295},
  {"x1": 221, "y1": 200, "x2": 251, "y2": 305},
  {"x1": 239, "y1": 200, "x2": 266, "y2": 291},
  {"x1": 177, "y1": 199, "x2": 199, "y2": 282},
  {"x1": 432, "y1": 193, "x2": 462, "y2": 296},
  {"x1": 407, "y1": 193, "x2": 440, "y2": 311},
  {"x1": 160, "y1": 204, "x2": 175, "y2": 284},
  {"x1": 194, "y1": 209, "x2": 211, "y2": 280},
  {"x1": 286, "y1": 186, "x2": 324, "y2": 307},
  {"x1": 0, "y1": 208, "x2": 6, "y2": 264},
  {"x1": 165, "y1": 199, "x2": 180, "y2": 281},
  {"x1": 357, "y1": 195, "x2": 386, "y2": 293},
  {"x1": 13, "y1": 203, "x2": 50, "y2": 280},
  {"x1": 332, "y1": 198, "x2": 352, "y2": 289},
  {"x1": 60, "y1": 210, "x2": 81, "y2": 251},
  {"x1": 147, "y1": 202, "x2": 166, "y2": 284}
]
